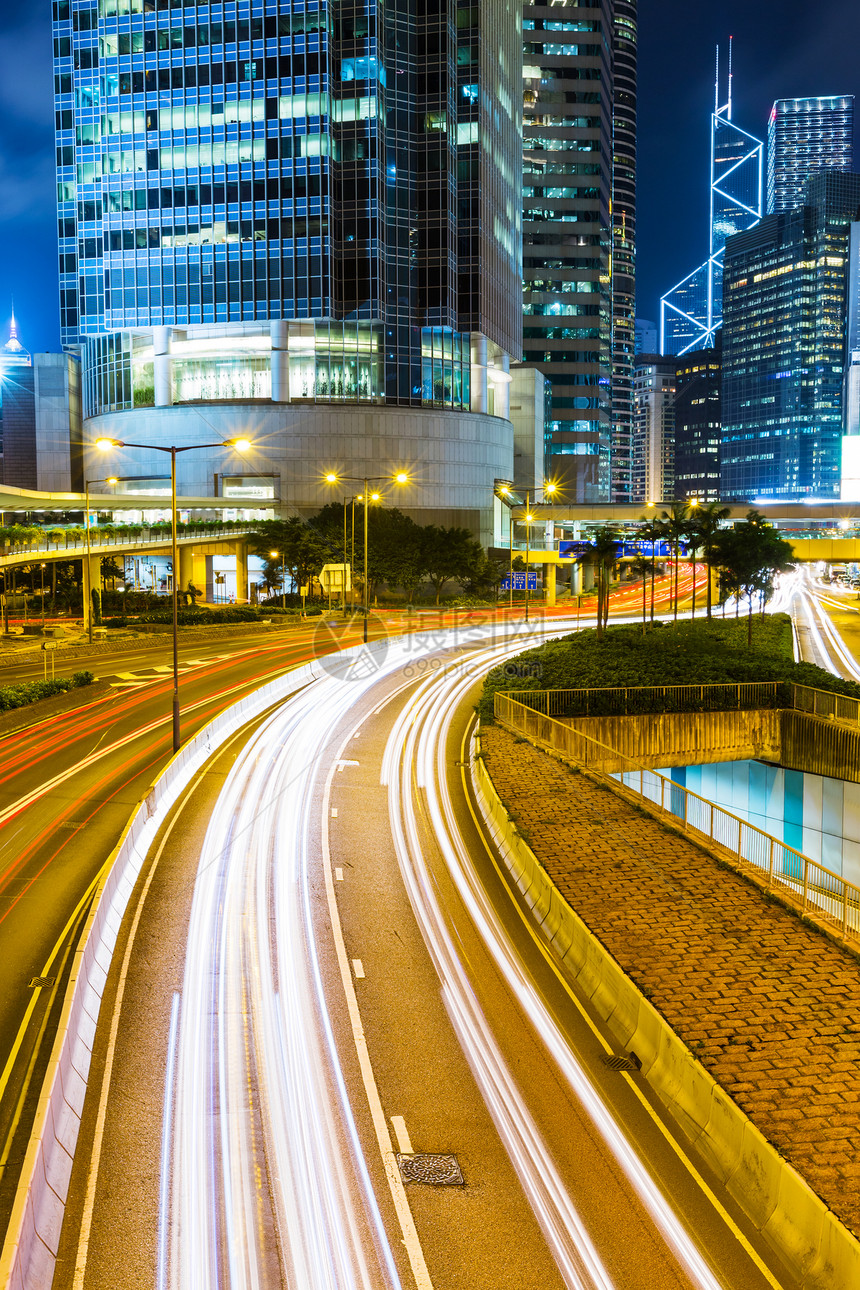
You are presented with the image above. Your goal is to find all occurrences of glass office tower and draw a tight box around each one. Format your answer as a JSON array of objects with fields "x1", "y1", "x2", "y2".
[
  {"x1": 673, "y1": 337, "x2": 721, "y2": 503},
  {"x1": 722, "y1": 171, "x2": 860, "y2": 502},
  {"x1": 660, "y1": 44, "x2": 763, "y2": 357},
  {"x1": 52, "y1": 0, "x2": 522, "y2": 535},
  {"x1": 767, "y1": 96, "x2": 854, "y2": 215},
  {"x1": 521, "y1": 0, "x2": 635, "y2": 504}
]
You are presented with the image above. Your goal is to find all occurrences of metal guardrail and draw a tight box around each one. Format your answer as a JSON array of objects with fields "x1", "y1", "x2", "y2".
[
  {"x1": 792, "y1": 682, "x2": 860, "y2": 728},
  {"x1": 0, "y1": 524, "x2": 256, "y2": 560},
  {"x1": 512, "y1": 682, "x2": 785, "y2": 718},
  {"x1": 495, "y1": 691, "x2": 860, "y2": 947}
]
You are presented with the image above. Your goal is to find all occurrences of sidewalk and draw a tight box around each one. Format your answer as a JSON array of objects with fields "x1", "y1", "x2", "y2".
[{"x1": 481, "y1": 724, "x2": 860, "y2": 1237}]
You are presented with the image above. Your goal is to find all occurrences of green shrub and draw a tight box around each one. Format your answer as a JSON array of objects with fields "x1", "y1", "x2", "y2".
[
  {"x1": 0, "y1": 671, "x2": 94, "y2": 712},
  {"x1": 478, "y1": 615, "x2": 860, "y2": 722}
]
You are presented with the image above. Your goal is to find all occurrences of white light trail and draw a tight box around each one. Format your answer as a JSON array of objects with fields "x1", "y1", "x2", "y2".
[{"x1": 383, "y1": 650, "x2": 724, "y2": 1290}]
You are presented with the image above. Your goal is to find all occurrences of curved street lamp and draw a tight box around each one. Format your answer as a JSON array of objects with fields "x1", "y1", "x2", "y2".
[
  {"x1": 95, "y1": 436, "x2": 252, "y2": 751},
  {"x1": 496, "y1": 480, "x2": 558, "y2": 621},
  {"x1": 325, "y1": 471, "x2": 409, "y2": 643}
]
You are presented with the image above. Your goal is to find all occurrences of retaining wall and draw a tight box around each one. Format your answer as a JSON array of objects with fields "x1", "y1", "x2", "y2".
[{"x1": 471, "y1": 732, "x2": 860, "y2": 1290}]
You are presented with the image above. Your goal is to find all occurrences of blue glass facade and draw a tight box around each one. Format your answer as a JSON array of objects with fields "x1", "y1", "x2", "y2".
[
  {"x1": 722, "y1": 171, "x2": 860, "y2": 502},
  {"x1": 53, "y1": 0, "x2": 521, "y2": 418}
]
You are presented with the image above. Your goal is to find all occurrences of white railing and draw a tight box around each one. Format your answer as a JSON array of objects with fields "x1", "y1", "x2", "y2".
[
  {"x1": 495, "y1": 691, "x2": 860, "y2": 947},
  {"x1": 0, "y1": 524, "x2": 257, "y2": 563}
]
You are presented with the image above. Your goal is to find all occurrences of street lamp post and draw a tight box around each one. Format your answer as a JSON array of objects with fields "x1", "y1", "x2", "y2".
[
  {"x1": 270, "y1": 549, "x2": 286, "y2": 610},
  {"x1": 84, "y1": 475, "x2": 118, "y2": 644},
  {"x1": 325, "y1": 472, "x2": 408, "y2": 643},
  {"x1": 40, "y1": 564, "x2": 46, "y2": 627},
  {"x1": 496, "y1": 481, "x2": 557, "y2": 622},
  {"x1": 96, "y1": 436, "x2": 251, "y2": 752}
]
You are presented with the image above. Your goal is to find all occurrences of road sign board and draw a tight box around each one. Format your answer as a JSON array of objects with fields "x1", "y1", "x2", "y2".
[{"x1": 501, "y1": 572, "x2": 540, "y2": 591}]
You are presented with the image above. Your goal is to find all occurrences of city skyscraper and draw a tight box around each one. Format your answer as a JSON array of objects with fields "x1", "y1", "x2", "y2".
[
  {"x1": 767, "y1": 96, "x2": 855, "y2": 214},
  {"x1": 673, "y1": 338, "x2": 721, "y2": 503},
  {"x1": 631, "y1": 352, "x2": 674, "y2": 505},
  {"x1": 722, "y1": 170, "x2": 860, "y2": 502},
  {"x1": 52, "y1": 0, "x2": 523, "y2": 538},
  {"x1": 660, "y1": 43, "x2": 763, "y2": 357},
  {"x1": 521, "y1": 0, "x2": 636, "y2": 504}
]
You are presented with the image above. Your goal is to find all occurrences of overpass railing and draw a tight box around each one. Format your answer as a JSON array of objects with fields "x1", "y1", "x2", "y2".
[
  {"x1": 0, "y1": 522, "x2": 258, "y2": 559},
  {"x1": 506, "y1": 680, "x2": 860, "y2": 725},
  {"x1": 494, "y1": 689, "x2": 860, "y2": 947}
]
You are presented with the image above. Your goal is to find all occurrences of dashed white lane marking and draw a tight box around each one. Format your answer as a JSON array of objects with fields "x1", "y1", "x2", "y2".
[
  {"x1": 110, "y1": 653, "x2": 235, "y2": 688},
  {"x1": 391, "y1": 1116, "x2": 413, "y2": 1155},
  {"x1": 337, "y1": 759, "x2": 360, "y2": 771},
  {"x1": 331, "y1": 807, "x2": 338, "y2": 818},
  {"x1": 352, "y1": 959, "x2": 365, "y2": 979},
  {"x1": 335, "y1": 868, "x2": 344, "y2": 882}
]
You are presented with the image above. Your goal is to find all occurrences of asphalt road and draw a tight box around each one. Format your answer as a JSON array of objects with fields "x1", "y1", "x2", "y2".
[{"x1": 53, "y1": 621, "x2": 797, "y2": 1290}]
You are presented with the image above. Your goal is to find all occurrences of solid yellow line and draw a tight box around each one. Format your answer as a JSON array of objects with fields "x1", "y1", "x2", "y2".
[{"x1": 457, "y1": 721, "x2": 785, "y2": 1290}]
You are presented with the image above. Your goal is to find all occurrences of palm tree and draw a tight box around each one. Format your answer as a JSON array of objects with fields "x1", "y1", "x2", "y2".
[
  {"x1": 635, "y1": 515, "x2": 665, "y2": 623},
  {"x1": 693, "y1": 501, "x2": 732, "y2": 618},
  {"x1": 659, "y1": 501, "x2": 690, "y2": 622},
  {"x1": 578, "y1": 526, "x2": 620, "y2": 640},
  {"x1": 629, "y1": 554, "x2": 651, "y2": 630}
]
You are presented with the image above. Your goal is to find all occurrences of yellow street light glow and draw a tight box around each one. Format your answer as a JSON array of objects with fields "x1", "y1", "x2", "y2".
[
  {"x1": 325, "y1": 472, "x2": 338, "y2": 484},
  {"x1": 526, "y1": 512, "x2": 533, "y2": 522},
  {"x1": 499, "y1": 485, "x2": 510, "y2": 495},
  {"x1": 269, "y1": 549, "x2": 279, "y2": 558},
  {"x1": 544, "y1": 482, "x2": 557, "y2": 495},
  {"x1": 371, "y1": 492, "x2": 380, "y2": 501},
  {"x1": 395, "y1": 472, "x2": 409, "y2": 484},
  {"x1": 106, "y1": 477, "x2": 118, "y2": 485},
  {"x1": 95, "y1": 437, "x2": 122, "y2": 450},
  {"x1": 225, "y1": 437, "x2": 251, "y2": 452}
]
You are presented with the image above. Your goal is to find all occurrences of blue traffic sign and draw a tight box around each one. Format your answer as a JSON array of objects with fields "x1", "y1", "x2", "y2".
[{"x1": 501, "y1": 572, "x2": 540, "y2": 591}]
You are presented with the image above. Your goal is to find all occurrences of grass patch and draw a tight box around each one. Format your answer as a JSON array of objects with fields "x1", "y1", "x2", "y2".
[{"x1": 479, "y1": 615, "x2": 860, "y2": 722}]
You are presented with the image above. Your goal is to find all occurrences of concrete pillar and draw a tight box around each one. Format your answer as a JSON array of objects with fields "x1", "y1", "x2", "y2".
[
  {"x1": 470, "y1": 333, "x2": 488, "y2": 414},
  {"x1": 205, "y1": 554, "x2": 215, "y2": 603},
  {"x1": 154, "y1": 325, "x2": 172, "y2": 407},
  {"x1": 271, "y1": 320, "x2": 289, "y2": 403},
  {"x1": 545, "y1": 562, "x2": 556, "y2": 608},
  {"x1": 235, "y1": 541, "x2": 249, "y2": 603},
  {"x1": 82, "y1": 554, "x2": 100, "y2": 633},
  {"x1": 569, "y1": 563, "x2": 583, "y2": 596}
]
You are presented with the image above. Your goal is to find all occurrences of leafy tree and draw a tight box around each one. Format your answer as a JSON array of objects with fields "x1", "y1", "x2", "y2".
[
  {"x1": 251, "y1": 517, "x2": 333, "y2": 595},
  {"x1": 714, "y1": 511, "x2": 794, "y2": 645},
  {"x1": 420, "y1": 525, "x2": 483, "y2": 604},
  {"x1": 689, "y1": 501, "x2": 731, "y2": 618}
]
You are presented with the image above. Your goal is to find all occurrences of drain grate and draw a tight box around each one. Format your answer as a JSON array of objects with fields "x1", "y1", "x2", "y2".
[
  {"x1": 397, "y1": 1153, "x2": 465, "y2": 1186},
  {"x1": 29, "y1": 976, "x2": 56, "y2": 989},
  {"x1": 601, "y1": 1053, "x2": 641, "y2": 1073}
]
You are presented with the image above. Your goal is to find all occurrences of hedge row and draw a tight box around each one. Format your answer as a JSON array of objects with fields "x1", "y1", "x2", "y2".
[
  {"x1": 0, "y1": 671, "x2": 95, "y2": 713},
  {"x1": 478, "y1": 615, "x2": 860, "y2": 722}
]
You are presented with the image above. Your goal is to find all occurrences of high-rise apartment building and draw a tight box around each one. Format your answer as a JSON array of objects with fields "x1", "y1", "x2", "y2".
[
  {"x1": 661, "y1": 44, "x2": 763, "y2": 357},
  {"x1": 767, "y1": 96, "x2": 854, "y2": 215},
  {"x1": 0, "y1": 320, "x2": 81, "y2": 491},
  {"x1": 722, "y1": 171, "x2": 860, "y2": 502},
  {"x1": 521, "y1": 0, "x2": 636, "y2": 504},
  {"x1": 673, "y1": 338, "x2": 721, "y2": 503},
  {"x1": 52, "y1": 0, "x2": 523, "y2": 538},
  {"x1": 631, "y1": 352, "x2": 674, "y2": 505}
]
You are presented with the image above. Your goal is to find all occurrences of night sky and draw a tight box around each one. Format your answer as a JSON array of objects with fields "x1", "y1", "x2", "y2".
[{"x1": 0, "y1": 1, "x2": 857, "y2": 354}]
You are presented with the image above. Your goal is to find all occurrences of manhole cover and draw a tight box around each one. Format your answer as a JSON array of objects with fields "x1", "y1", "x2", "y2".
[
  {"x1": 601, "y1": 1053, "x2": 641, "y2": 1073},
  {"x1": 29, "y1": 976, "x2": 56, "y2": 989},
  {"x1": 397, "y1": 1153, "x2": 464, "y2": 1186}
]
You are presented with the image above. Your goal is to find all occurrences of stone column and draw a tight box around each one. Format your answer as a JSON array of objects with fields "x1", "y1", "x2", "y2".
[
  {"x1": 271, "y1": 320, "x2": 289, "y2": 403},
  {"x1": 205, "y1": 554, "x2": 215, "y2": 603},
  {"x1": 235, "y1": 541, "x2": 249, "y2": 603},
  {"x1": 470, "y1": 333, "x2": 488, "y2": 414},
  {"x1": 545, "y1": 561, "x2": 556, "y2": 608},
  {"x1": 154, "y1": 326, "x2": 172, "y2": 407},
  {"x1": 82, "y1": 554, "x2": 101, "y2": 633}
]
